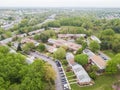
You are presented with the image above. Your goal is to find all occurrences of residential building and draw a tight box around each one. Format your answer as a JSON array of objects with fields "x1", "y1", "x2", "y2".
[
  {"x1": 45, "y1": 45, "x2": 57, "y2": 53},
  {"x1": 58, "y1": 34, "x2": 86, "y2": 39},
  {"x1": 48, "y1": 38, "x2": 81, "y2": 51},
  {"x1": 21, "y1": 37, "x2": 39, "y2": 46},
  {"x1": 28, "y1": 28, "x2": 44, "y2": 35},
  {"x1": 66, "y1": 53, "x2": 75, "y2": 66},
  {"x1": 50, "y1": 27, "x2": 61, "y2": 32},
  {"x1": 66, "y1": 53, "x2": 92, "y2": 85},
  {"x1": 83, "y1": 49, "x2": 106, "y2": 70},
  {"x1": 90, "y1": 55, "x2": 106, "y2": 70},
  {"x1": 72, "y1": 63, "x2": 92, "y2": 85},
  {"x1": 16, "y1": 33, "x2": 27, "y2": 38},
  {"x1": 90, "y1": 35, "x2": 101, "y2": 43},
  {"x1": 0, "y1": 37, "x2": 12, "y2": 44},
  {"x1": 83, "y1": 49, "x2": 95, "y2": 57}
]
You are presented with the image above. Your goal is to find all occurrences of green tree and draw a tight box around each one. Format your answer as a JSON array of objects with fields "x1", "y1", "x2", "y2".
[
  {"x1": 19, "y1": 19, "x2": 28, "y2": 27},
  {"x1": 89, "y1": 41, "x2": 100, "y2": 52},
  {"x1": 37, "y1": 43, "x2": 46, "y2": 52},
  {"x1": 0, "y1": 46, "x2": 27, "y2": 89},
  {"x1": 17, "y1": 43, "x2": 22, "y2": 51},
  {"x1": 106, "y1": 54, "x2": 120, "y2": 74},
  {"x1": 82, "y1": 42, "x2": 87, "y2": 49},
  {"x1": 105, "y1": 60, "x2": 118, "y2": 74},
  {"x1": 101, "y1": 29, "x2": 115, "y2": 36},
  {"x1": 76, "y1": 48, "x2": 83, "y2": 55},
  {"x1": 34, "y1": 34, "x2": 40, "y2": 40},
  {"x1": 90, "y1": 65, "x2": 98, "y2": 72},
  {"x1": 89, "y1": 72, "x2": 97, "y2": 80},
  {"x1": 40, "y1": 33, "x2": 49, "y2": 43},
  {"x1": 75, "y1": 54, "x2": 88, "y2": 66},
  {"x1": 0, "y1": 77, "x2": 9, "y2": 90},
  {"x1": 112, "y1": 39, "x2": 120, "y2": 53},
  {"x1": 100, "y1": 29, "x2": 115, "y2": 50},
  {"x1": 76, "y1": 37, "x2": 85, "y2": 44},
  {"x1": 0, "y1": 46, "x2": 56, "y2": 90},
  {"x1": 0, "y1": 45, "x2": 9, "y2": 53},
  {"x1": 4, "y1": 31, "x2": 12, "y2": 38},
  {"x1": 0, "y1": 28, "x2": 4, "y2": 34},
  {"x1": 20, "y1": 60, "x2": 56, "y2": 90},
  {"x1": 22, "y1": 42, "x2": 35, "y2": 53},
  {"x1": 53, "y1": 47, "x2": 66, "y2": 60}
]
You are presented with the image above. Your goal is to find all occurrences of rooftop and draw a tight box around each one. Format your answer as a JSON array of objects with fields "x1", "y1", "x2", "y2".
[
  {"x1": 66, "y1": 53, "x2": 91, "y2": 84},
  {"x1": 45, "y1": 45, "x2": 57, "y2": 53},
  {"x1": 48, "y1": 38, "x2": 81, "y2": 51},
  {"x1": 72, "y1": 63, "x2": 91, "y2": 83},
  {"x1": 90, "y1": 55, "x2": 106, "y2": 69},
  {"x1": 58, "y1": 34, "x2": 86, "y2": 38},
  {"x1": 91, "y1": 35, "x2": 101, "y2": 43},
  {"x1": 83, "y1": 49, "x2": 95, "y2": 57},
  {"x1": 66, "y1": 52, "x2": 75, "y2": 66}
]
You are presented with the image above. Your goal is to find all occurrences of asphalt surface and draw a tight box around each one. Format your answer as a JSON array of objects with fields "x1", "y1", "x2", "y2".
[{"x1": 30, "y1": 51, "x2": 63, "y2": 90}]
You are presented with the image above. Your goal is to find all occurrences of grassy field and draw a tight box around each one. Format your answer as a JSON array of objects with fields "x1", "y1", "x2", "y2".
[{"x1": 71, "y1": 74, "x2": 119, "y2": 90}]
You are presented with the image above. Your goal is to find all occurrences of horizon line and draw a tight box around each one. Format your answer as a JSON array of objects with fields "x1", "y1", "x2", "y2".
[{"x1": 0, "y1": 6, "x2": 120, "y2": 9}]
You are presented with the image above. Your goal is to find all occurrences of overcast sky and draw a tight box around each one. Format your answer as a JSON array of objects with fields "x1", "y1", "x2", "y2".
[{"x1": 0, "y1": 0, "x2": 120, "y2": 8}]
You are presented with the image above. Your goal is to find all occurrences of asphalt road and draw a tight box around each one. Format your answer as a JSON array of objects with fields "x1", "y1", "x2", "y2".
[{"x1": 30, "y1": 52, "x2": 63, "y2": 90}]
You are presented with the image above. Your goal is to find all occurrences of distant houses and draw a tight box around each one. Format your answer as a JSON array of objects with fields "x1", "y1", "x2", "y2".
[
  {"x1": 21, "y1": 37, "x2": 39, "y2": 46},
  {"x1": 45, "y1": 45, "x2": 57, "y2": 53},
  {"x1": 66, "y1": 53, "x2": 92, "y2": 85},
  {"x1": 50, "y1": 27, "x2": 61, "y2": 32},
  {"x1": 58, "y1": 34, "x2": 86, "y2": 39},
  {"x1": 28, "y1": 28, "x2": 45, "y2": 35},
  {"x1": 48, "y1": 38, "x2": 81, "y2": 52},
  {"x1": 0, "y1": 37, "x2": 12, "y2": 44},
  {"x1": 16, "y1": 33, "x2": 27, "y2": 38}
]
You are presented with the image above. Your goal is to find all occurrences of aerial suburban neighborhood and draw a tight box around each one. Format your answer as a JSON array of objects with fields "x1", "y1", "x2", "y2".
[{"x1": 0, "y1": 1, "x2": 120, "y2": 90}]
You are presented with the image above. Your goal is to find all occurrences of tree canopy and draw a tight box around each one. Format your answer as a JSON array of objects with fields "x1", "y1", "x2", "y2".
[
  {"x1": 106, "y1": 53, "x2": 120, "y2": 74},
  {"x1": 36, "y1": 43, "x2": 46, "y2": 52},
  {"x1": 89, "y1": 41, "x2": 100, "y2": 53},
  {"x1": 53, "y1": 47, "x2": 66, "y2": 60},
  {"x1": 0, "y1": 46, "x2": 56, "y2": 90},
  {"x1": 75, "y1": 54, "x2": 88, "y2": 66}
]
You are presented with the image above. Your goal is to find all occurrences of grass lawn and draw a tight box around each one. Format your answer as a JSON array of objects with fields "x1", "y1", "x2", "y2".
[
  {"x1": 66, "y1": 71, "x2": 74, "y2": 77},
  {"x1": 68, "y1": 76, "x2": 76, "y2": 81},
  {"x1": 71, "y1": 74, "x2": 118, "y2": 90}
]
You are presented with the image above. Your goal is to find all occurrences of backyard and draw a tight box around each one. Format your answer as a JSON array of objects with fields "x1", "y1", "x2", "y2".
[{"x1": 71, "y1": 74, "x2": 119, "y2": 90}]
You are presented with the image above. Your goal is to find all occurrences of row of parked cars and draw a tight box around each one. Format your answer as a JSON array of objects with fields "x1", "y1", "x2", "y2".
[{"x1": 55, "y1": 60, "x2": 70, "y2": 90}]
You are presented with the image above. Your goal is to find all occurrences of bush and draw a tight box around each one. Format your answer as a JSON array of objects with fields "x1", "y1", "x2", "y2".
[
  {"x1": 66, "y1": 66, "x2": 72, "y2": 72},
  {"x1": 62, "y1": 60, "x2": 68, "y2": 66},
  {"x1": 89, "y1": 72, "x2": 97, "y2": 80}
]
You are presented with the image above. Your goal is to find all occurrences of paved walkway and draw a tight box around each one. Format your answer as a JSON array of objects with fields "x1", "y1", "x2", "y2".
[
  {"x1": 69, "y1": 79, "x2": 77, "y2": 82},
  {"x1": 67, "y1": 75, "x2": 76, "y2": 78},
  {"x1": 69, "y1": 82, "x2": 77, "y2": 84}
]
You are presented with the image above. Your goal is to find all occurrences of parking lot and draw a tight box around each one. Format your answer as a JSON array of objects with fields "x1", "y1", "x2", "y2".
[{"x1": 55, "y1": 60, "x2": 71, "y2": 90}]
